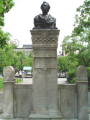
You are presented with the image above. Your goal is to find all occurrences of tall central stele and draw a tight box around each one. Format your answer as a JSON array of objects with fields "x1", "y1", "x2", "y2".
[{"x1": 29, "y1": 2, "x2": 61, "y2": 120}]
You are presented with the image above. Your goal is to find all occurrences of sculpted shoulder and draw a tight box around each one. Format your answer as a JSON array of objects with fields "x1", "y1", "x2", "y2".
[
  {"x1": 34, "y1": 14, "x2": 42, "y2": 21},
  {"x1": 48, "y1": 14, "x2": 56, "y2": 22}
]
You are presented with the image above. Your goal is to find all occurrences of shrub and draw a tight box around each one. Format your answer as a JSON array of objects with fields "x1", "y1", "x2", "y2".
[
  {"x1": 87, "y1": 67, "x2": 90, "y2": 88},
  {"x1": 67, "y1": 68, "x2": 76, "y2": 83}
]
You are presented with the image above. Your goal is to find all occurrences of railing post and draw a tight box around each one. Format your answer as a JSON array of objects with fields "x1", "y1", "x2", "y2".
[
  {"x1": 3, "y1": 66, "x2": 15, "y2": 119},
  {"x1": 76, "y1": 66, "x2": 89, "y2": 120}
]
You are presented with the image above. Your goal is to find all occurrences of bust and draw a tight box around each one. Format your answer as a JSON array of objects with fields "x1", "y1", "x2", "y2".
[{"x1": 34, "y1": 2, "x2": 57, "y2": 29}]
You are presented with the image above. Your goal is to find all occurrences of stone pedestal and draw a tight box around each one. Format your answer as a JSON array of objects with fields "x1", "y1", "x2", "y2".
[
  {"x1": 29, "y1": 29, "x2": 61, "y2": 120},
  {"x1": 76, "y1": 66, "x2": 89, "y2": 120},
  {"x1": 3, "y1": 66, "x2": 15, "y2": 119}
]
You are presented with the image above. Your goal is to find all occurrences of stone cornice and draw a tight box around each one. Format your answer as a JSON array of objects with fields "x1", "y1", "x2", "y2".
[{"x1": 30, "y1": 29, "x2": 60, "y2": 48}]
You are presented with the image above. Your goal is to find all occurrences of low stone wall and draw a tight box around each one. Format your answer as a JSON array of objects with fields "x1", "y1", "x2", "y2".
[
  {"x1": 12, "y1": 83, "x2": 77, "y2": 119},
  {"x1": 0, "y1": 91, "x2": 3, "y2": 113},
  {"x1": 1, "y1": 82, "x2": 90, "y2": 119},
  {"x1": 14, "y1": 84, "x2": 33, "y2": 118},
  {"x1": 58, "y1": 84, "x2": 77, "y2": 119},
  {"x1": 2, "y1": 66, "x2": 89, "y2": 120},
  {"x1": 88, "y1": 92, "x2": 90, "y2": 113}
]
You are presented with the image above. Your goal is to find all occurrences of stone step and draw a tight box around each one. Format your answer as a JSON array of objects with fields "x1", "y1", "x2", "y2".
[
  {"x1": 0, "y1": 115, "x2": 89, "y2": 120},
  {"x1": 0, "y1": 114, "x2": 90, "y2": 120}
]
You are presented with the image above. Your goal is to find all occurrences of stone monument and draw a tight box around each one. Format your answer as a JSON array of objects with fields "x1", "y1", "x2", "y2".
[{"x1": 29, "y1": 2, "x2": 61, "y2": 120}]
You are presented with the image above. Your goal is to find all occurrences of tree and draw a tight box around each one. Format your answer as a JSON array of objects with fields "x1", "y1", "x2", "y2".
[
  {"x1": 29, "y1": 50, "x2": 33, "y2": 58},
  {"x1": 57, "y1": 56, "x2": 68, "y2": 72},
  {"x1": 62, "y1": 0, "x2": 90, "y2": 83},
  {"x1": 10, "y1": 39, "x2": 19, "y2": 48},
  {"x1": 22, "y1": 57, "x2": 33, "y2": 68},
  {"x1": 0, "y1": 0, "x2": 14, "y2": 48},
  {"x1": 62, "y1": 0, "x2": 90, "y2": 67},
  {"x1": 0, "y1": 0, "x2": 14, "y2": 26},
  {"x1": 0, "y1": 46, "x2": 25, "y2": 72},
  {"x1": 0, "y1": 29, "x2": 10, "y2": 48},
  {"x1": 22, "y1": 51, "x2": 33, "y2": 68}
]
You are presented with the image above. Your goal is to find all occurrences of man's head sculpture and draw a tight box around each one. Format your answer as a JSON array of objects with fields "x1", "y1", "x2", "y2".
[
  {"x1": 33, "y1": 1, "x2": 57, "y2": 29},
  {"x1": 41, "y1": 2, "x2": 50, "y2": 15}
]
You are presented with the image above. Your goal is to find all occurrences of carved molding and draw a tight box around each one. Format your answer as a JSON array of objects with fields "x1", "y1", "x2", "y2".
[{"x1": 31, "y1": 29, "x2": 60, "y2": 48}]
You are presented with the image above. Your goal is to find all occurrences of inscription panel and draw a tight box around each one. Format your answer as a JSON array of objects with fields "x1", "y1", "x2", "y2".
[
  {"x1": 33, "y1": 68, "x2": 58, "y2": 111},
  {"x1": 34, "y1": 58, "x2": 57, "y2": 69},
  {"x1": 34, "y1": 49, "x2": 57, "y2": 57}
]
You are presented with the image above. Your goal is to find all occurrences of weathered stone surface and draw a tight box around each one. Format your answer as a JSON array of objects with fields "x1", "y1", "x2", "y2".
[
  {"x1": 29, "y1": 112, "x2": 61, "y2": 120},
  {"x1": 31, "y1": 29, "x2": 59, "y2": 49},
  {"x1": 34, "y1": 58, "x2": 57, "y2": 69},
  {"x1": 0, "y1": 118, "x2": 29, "y2": 120},
  {"x1": 3, "y1": 66, "x2": 15, "y2": 119},
  {"x1": 88, "y1": 92, "x2": 90, "y2": 113},
  {"x1": 76, "y1": 65, "x2": 88, "y2": 81},
  {"x1": 29, "y1": 29, "x2": 61, "y2": 119},
  {"x1": 14, "y1": 84, "x2": 33, "y2": 118},
  {"x1": 76, "y1": 66, "x2": 89, "y2": 120},
  {"x1": 58, "y1": 84, "x2": 77, "y2": 119},
  {"x1": 2, "y1": 77, "x2": 90, "y2": 119},
  {"x1": 0, "y1": 91, "x2": 3, "y2": 113},
  {"x1": 34, "y1": 49, "x2": 57, "y2": 58},
  {"x1": 3, "y1": 83, "x2": 14, "y2": 119},
  {"x1": 4, "y1": 66, "x2": 15, "y2": 81},
  {"x1": 32, "y1": 69, "x2": 58, "y2": 112}
]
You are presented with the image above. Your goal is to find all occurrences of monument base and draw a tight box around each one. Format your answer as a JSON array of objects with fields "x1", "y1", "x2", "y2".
[{"x1": 29, "y1": 111, "x2": 62, "y2": 120}]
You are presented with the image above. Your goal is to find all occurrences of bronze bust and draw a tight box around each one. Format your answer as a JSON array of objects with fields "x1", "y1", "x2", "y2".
[{"x1": 34, "y1": 2, "x2": 57, "y2": 29}]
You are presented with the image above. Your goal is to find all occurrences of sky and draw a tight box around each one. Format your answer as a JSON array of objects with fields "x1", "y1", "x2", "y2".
[{"x1": 3, "y1": 0, "x2": 84, "y2": 54}]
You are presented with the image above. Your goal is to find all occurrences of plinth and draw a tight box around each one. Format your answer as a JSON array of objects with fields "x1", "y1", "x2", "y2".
[{"x1": 29, "y1": 29, "x2": 61, "y2": 120}]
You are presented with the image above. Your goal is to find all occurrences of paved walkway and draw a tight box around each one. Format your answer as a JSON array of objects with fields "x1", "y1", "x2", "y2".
[{"x1": 19, "y1": 78, "x2": 67, "y2": 84}]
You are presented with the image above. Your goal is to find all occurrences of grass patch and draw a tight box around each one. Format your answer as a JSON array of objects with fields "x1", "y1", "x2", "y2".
[
  {"x1": 15, "y1": 78, "x2": 23, "y2": 83},
  {"x1": 0, "y1": 78, "x2": 23, "y2": 89},
  {"x1": 0, "y1": 78, "x2": 3, "y2": 90}
]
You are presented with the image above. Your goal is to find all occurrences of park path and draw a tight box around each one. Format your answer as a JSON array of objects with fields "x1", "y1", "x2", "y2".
[{"x1": 20, "y1": 77, "x2": 67, "y2": 84}]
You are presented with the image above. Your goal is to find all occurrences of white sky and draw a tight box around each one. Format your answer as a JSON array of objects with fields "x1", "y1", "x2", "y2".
[{"x1": 3, "y1": 0, "x2": 84, "y2": 54}]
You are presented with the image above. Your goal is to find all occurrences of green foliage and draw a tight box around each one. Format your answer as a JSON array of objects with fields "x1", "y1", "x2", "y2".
[
  {"x1": 87, "y1": 67, "x2": 90, "y2": 82},
  {"x1": 22, "y1": 57, "x2": 33, "y2": 68},
  {"x1": 0, "y1": 46, "x2": 33, "y2": 72},
  {"x1": 65, "y1": 55, "x2": 78, "y2": 83},
  {"x1": 0, "y1": 47, "x2": 22, "y2": 71},
  {"x1": 0, "y1": 29, "x2": 10, "y2": 48},
  {"x1": 67, "y1": 69, "x2": 76, "y2": 83},
  {"x1": 0, "y1": 0, "x2": 14, "y2": 26},
  {"x1": 57, "y1": 56, "x2": 68, "y2": 72},
  {"x1": 0, "y1": 0, "x2": 14, "y2": 48},
  {"x1": 16, "y1": 79, "x2": 23, "y2": 83},
  {"x1": 0, "y1": 0, "x2": 33, "y2": 73},
  {"x1": 29, "y1": 50, "x2": 33, "y2": 58},
  {"x1": 0, "y1": 78, "x2": 3, "y2": 89},
  {"x1": 0, "y1": 78, "x2": 22, "y2": 90},
  {"x1": 21, "y1": 50, "x2": 33, "y2": 68},
  {"x1": 10, "y1": 39, "x2": 19, "y2": 48},
  {"x1": 62, "y1": 0, "x2": 90, "y2": 83}
]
